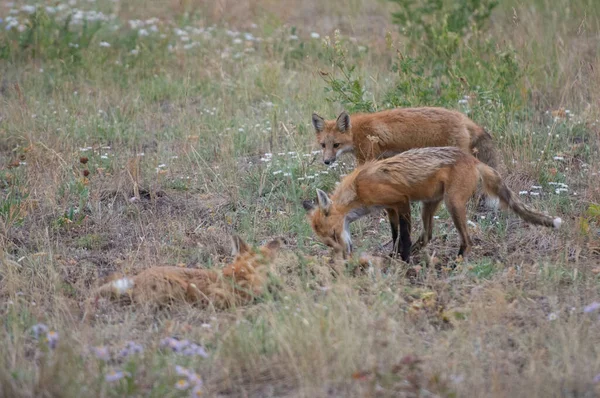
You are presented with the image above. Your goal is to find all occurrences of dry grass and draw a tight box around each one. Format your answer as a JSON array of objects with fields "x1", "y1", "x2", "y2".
[{"x1": 1, "y1": 0, "x2": 600, "y2": 396}]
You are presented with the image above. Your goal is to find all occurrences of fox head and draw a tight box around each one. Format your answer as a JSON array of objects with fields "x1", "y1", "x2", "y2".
[
  {"x1": 221, "y1": 235, "x2": 283, "y2": 297},
  {"x1": 303, "y1": 189, "x2": 353, "y2": 258},
  {"x1": 312, "y1": 111, "x2": 354, "y2": 165}
]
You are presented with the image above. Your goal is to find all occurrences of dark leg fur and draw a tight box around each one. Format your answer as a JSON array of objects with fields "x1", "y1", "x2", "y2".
[
  {"x1": 386, "y1": 208, "x2": 401, "y2": 258},
  {"x1": 399, "y1": 213, "x2": 411, "y2": 262}
]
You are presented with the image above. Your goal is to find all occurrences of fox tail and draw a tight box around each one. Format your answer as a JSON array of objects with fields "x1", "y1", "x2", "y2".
[{"x1": 477, "y1": 163, "x2": 562, "y2": 229}]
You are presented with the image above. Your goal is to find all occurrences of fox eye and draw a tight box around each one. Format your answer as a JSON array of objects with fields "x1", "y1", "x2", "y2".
[
  {"x1": 321, "y1": 143, "x2": 326, "y2": 149},
  {"x1": 333, "y1": 143, "x2": 340, "y2": 149}
]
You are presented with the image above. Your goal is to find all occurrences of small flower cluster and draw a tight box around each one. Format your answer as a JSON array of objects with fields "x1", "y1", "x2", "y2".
[
  {"x1": 2, "y1": 3, "x2": 115, "y2": 32},
  {"x1": 92, "y1": 345, "x2": 111, "y2": 361},
  {"x1": 457, "y1": 95, "x2": 471, "y2": 105},
  {"x1": 31, "y1": 323, "x2": 59, "y2": 350},
  {"x1": 105, "y1": 369, "x2": 131, "y2": 383},
  {"x1": 174, "y1": 365, "x2": 203, "y2": 397},
  {"x1": 160, "y1": 337, "x2": 209, "y2": 358},
  {"x1": 519, "y1": 185, "x2": 542, "y2": 196},
  {"x1": 548, "y1": 182, "x2": 569, "y2": 195},
  {"x1": 92, "y1": 341, "x2": 144, "y2": 362},
  {"x1": 156, "y1": 163, "x2": 168, "y2": 174},
  {"x1": 258, "y1": 150, "x2": 353, "y2": 183},
  {"x1": 518, "y1": 182, "x2": 572, "y2": 196},
  {"x1": 119, "y1": 341, "x2": 144, "y2": 358}
]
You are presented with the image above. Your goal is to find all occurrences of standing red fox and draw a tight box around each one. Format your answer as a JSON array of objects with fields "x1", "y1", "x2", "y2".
[
  {"x1": 303, "y1": 147, "x2": 561, "y2": 262},
  {"x1": 312, "y1": 107, "x2": 499, "y2": 259},
  {"x1": 85, "y1": 235, "x2": 282, "y2": 316},
  {"x1": 312, "y1": 107, "x2": 497, "y2": 168}
]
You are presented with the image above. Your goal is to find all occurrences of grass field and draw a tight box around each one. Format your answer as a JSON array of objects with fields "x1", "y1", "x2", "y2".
[{"x1": 1, "y1": 0, "x2": 600, "y2": 396}]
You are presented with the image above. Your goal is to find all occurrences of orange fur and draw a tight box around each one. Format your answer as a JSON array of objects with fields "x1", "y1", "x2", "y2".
[
  {"x1": 312, "y1": 107, "x2": 497, "y2": 167},
  {"x1": 304, "y1": 147, "x2": 560, "y2": 262},
  {"x1": 312, "y1": 107, "x2": 499, "y2": 259},
  {"x1": 85, "y1": 236, "x2": 282, "y2": 316}
]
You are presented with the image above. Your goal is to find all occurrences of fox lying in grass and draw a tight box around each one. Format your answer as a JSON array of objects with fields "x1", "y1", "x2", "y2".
[
  {"x1": 303, "y1": 147, "x2": 561, "y2": 262},
  {"x1": 85, "y1": 235, "x2": 282, "y2": 314},
  {"x1": 312, "y1": 107, "x2": 499, "y2": 259}
]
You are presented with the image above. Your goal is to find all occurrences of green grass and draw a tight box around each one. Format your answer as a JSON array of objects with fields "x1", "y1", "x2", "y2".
[{"x1": 1, "y1": 0, "x2": 600, "y2": 396}]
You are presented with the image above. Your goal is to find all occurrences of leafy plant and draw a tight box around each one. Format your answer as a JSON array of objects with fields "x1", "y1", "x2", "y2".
[
  {"x1": 389, "y1": 0, "x2": 499, "y2": 59},
  {"x1": 318, "y1": 30, "x2": 374, "y2": 113}
]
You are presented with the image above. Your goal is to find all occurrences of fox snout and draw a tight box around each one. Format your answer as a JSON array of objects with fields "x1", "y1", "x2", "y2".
[{"x1": 323, "y1": 153, "x2": 336, "y2": 165}]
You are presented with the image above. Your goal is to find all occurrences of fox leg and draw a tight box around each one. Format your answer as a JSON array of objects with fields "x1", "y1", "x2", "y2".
[
  {"x1": 386, "y1": 208, "x2": 401, "y2": 256},
  {"x1": 397, "y1": 202, "x2": 412, "y2": 263},
  {"x1": 445, "y1": 196, "x2": 473, "y2": 259},
  {"x1": 447, "y1": 167, "x2": 480, "y2": 259},
  {"x1": 387, "y1": 204, "x2": 411, "y2": 262},
  {"x1": 412, "y1": 200, "x2": 442, "y2": 254}
]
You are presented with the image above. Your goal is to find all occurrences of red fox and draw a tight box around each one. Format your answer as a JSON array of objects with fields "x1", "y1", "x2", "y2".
[
  {"x1": 312, "y1": 107, "x2": 499, "y2": 259},
  {"x1": 303, "y1": 147, "x2": 561, "y2": 262},
  {"x1": 86, "y1": 235, "x2": 282, "y2": 314},
  {"x1": 312, "y1": 107, "x2": 497, "y2": 167}
]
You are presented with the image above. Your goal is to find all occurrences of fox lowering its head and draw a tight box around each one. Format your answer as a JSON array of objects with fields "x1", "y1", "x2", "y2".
[
  {"x1": 304, "y1": 147, "x2": 561, "y2": 262},
  {"x1": 303, "y1": 185, "x2": 381, "y2": 260},
  {"x1": 86, "y1": 235, "x2": 283, "y2": 313}
]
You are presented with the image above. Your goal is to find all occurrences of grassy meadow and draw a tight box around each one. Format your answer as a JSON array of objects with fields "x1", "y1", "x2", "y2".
[{"x1": 1, "y1": 0, "x2": 600, "y2": 396}]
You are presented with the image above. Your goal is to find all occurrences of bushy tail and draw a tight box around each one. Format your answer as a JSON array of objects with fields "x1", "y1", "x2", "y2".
[
  {"x1": 82, "y1": 277, "x2": 134, "y2": 322},
  {"x1": 477, "y1": 163, "x2": 562, "y2": 229},
  {"x1": 94, "y1": 277, "x2": 134, "y2": 298}
]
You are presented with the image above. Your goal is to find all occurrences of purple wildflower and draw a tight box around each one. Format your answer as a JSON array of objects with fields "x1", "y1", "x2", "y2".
[
  {"x1": 191, "y1": 384, "x2": 203, "y2": 397},
  {"x1": 92, "y1": 346, "x2": 111, "y2": 361},
  {"x1": 175, "y1": 365, "x2": 191, "y2": 377},
  {"x1": 45, "y1": 331, "x2": 59, "y2": 349},
  {"x1": 105, "y1": 369, "x2": 130, "y2": 382},
  {"x1": 188, "y1": 372, "x2": 203, "y2": 387},
  {"x1": 174, "y1": 379, "x2": 190, "y2": 390},
  {"x1": 182, "y1": 343, "x2": 209, "y2": 358},
  {"x1": 583, "y1": 302, "x2": 600, "y2": 314},
  {"x1": 31, "y1": 323, "x2": 49, "y2": 339},
  {"x1": 160, "y1": 337, "x2": 193, "y2": 353},
  {"x1": 119, "y1": 341, "x2": 144, "y2": 358}
]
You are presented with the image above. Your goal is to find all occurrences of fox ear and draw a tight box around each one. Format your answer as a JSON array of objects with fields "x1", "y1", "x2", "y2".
[
  {"x1": 302, "y1": 200, "x2": 316, "y2": 212},
  {"x1": 312, "y1": 113, "x2": 325, "y2": 132},
  {"x1": 231, "y1": 235, "x2": 250, "y2": 256},
  {"x1": 316, "y1": 189, "x2": 332, "y2": 214},
  {"x1": 336, "y1": 111, "x2": 350, "y2": 133}
]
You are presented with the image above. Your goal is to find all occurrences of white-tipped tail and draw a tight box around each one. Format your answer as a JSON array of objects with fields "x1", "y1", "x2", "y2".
[
  {"x1": 112, "y1": 278, "x2": 134, "y2": 294},
  {"x1": 553, "y1": 217, "x2": 562, "y2": 229}
]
